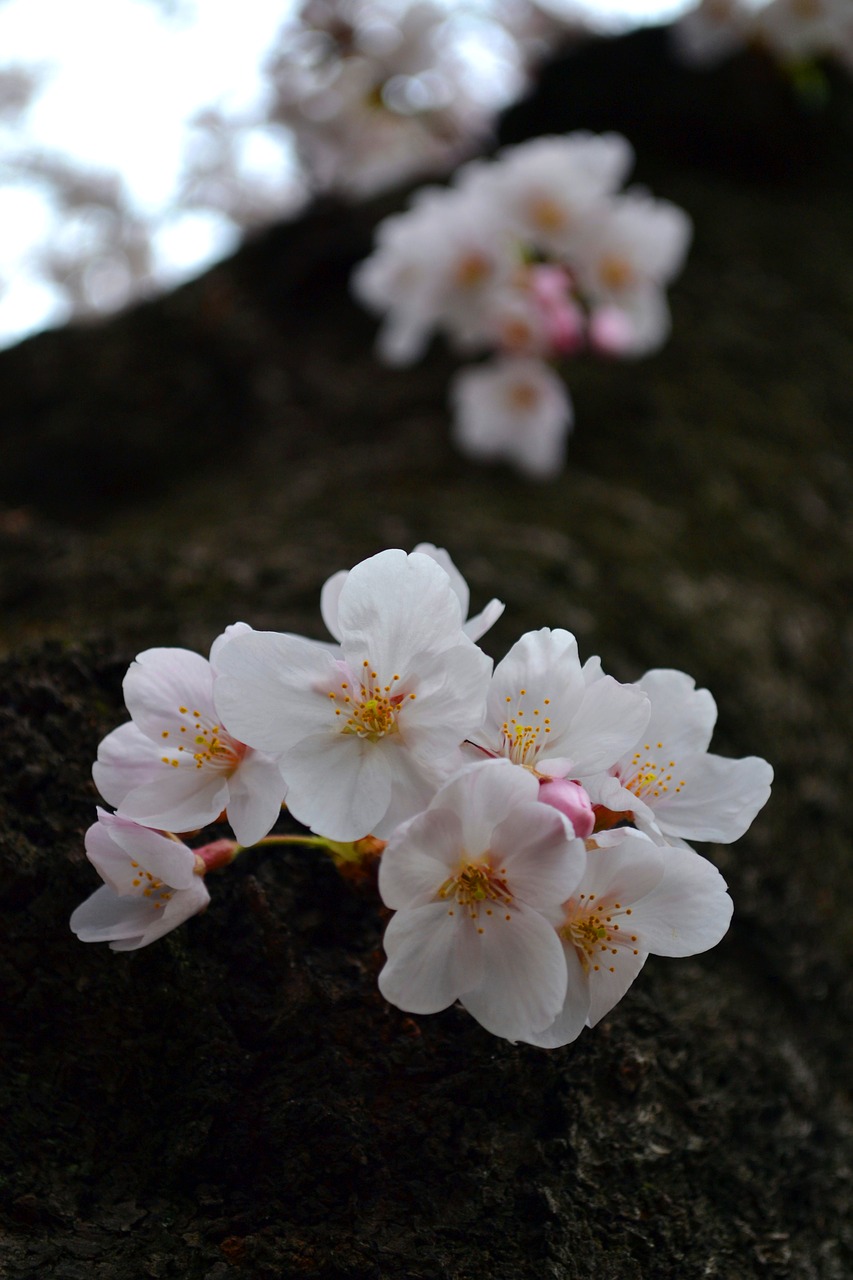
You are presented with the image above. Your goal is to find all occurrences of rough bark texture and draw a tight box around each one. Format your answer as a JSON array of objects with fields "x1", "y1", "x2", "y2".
[{"x1": 1, "y1": 28, "x2": 851, "y2": 1280}]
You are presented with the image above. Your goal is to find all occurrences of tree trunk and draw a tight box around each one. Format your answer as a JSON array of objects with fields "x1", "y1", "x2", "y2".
[{"x1": 1, "y1": 28, "x2": 851, "y2": 1280}]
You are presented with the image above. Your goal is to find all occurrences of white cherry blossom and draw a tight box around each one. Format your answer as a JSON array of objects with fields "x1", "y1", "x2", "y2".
[
  {"x1": 93, "y1": 624, "x2": 286, "y2": 848},
  {"x1": 70, "y1": 810, "x2": 210, "y2": 951},
  {"x1": 213, "y1": 549, "x2": 493, "y2": 842},
  {"x1": 351, "y1": 184, "x2": 517, "y2": 365},
  {"x1": 581, "y1": 668, "x2": 773, "y2": 846},
  {"x1": 378, "y1": 759, "x2": 587, "y2": 1042},
  {"x1": 521, "y1": 829, "x2": 734, "y2": 1048},
  {"x1": 575, "y1": 191, "x2": 692, "y2": 357},
  {"x1": 450, "y1": 355, "x2": 574, "y2": 480},
  {"x1": 320, "y1": 542, "x2": 504, "y2": 645},
  {"x1": 468, "y1": 627, "x2": 651, "y2": 781},
  {"x1": 465, "y1": 132, "x2": 634, "y2": 259}
]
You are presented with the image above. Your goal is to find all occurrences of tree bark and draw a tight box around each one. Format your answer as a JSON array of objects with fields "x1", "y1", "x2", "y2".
[{"x1": 0, "y1": 28, "x2": 851, "y2": 1280}]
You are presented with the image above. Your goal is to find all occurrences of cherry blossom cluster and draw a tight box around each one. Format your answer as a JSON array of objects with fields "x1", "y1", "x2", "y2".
[
  {"x1": 674, "y1": 0, "x2": 853, "y2": 77},
  {"x1": 352, "y1": 132, "x2": 692, "y2": 479},
  {"x1": 72, "y1": 546, "x2": 772, "y2": 1048},
  {"x1": 267, "y1": 0, "x2": 558, "y2": 198}
]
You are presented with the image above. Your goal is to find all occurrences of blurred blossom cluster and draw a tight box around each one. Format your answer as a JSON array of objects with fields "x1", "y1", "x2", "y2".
[
  {"x1": 0, "y1": 0, "x2": 563, "y2": 343},
  {"x1": 353, "y1": 131, "x2": 692, "y2": 478},
  {"x1": 674, "y1": 0, "x2": 853, "y2": 74},
  {"x1": 264, "y1": 0, "x2": 562, "y2": 196}
]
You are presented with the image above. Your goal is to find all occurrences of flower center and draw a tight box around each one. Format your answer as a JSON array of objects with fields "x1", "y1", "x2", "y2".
[
  {"x1": 438, "y1": 860, "x2": 514, "y2": 933},
  {"x1": 500, "y1": 687, "x2": 553, "y2": 766},
  {"x1": 529, "y1": 195, "x2": 568, "y2": 234},
  {"x1": 619, "y1": 742, "x2": 685, "y2": 804},
  {"x1": 328, "y1": 661, "x2": 416, "y2": 743},
  {"x1": 560, "y1": 892, "x2": 640, "y2": 974},
  {"x1": 453, "y1": 251, "x2": 494, "y2": 289},
  {"x1": 128, "y1": 861, "x2": 175, "y2": 911},
  {"x1": 160, "y1": 707, "x2": 247, "y2": 773},
  {"x1": 598, "y1": 254, "x2": 634, "y2": 291}
]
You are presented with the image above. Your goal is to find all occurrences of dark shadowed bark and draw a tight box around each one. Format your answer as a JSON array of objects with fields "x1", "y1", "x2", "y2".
[{"x1": 1, "y1": 28, "x2": 851, "y2": 1280}]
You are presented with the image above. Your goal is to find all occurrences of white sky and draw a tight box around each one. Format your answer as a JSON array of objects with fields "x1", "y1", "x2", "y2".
[{"x1": 0, "y1": 0, "x2": 694, "y2": 349}]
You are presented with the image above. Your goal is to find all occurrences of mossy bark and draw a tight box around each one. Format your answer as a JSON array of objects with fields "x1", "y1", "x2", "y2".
[{"x1": 0, "y1": 28, "x2": 851, "y2": 1280}]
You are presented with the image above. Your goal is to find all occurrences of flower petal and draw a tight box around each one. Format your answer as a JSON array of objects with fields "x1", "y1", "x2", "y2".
[
  {"x1": 586, "y1": 946, "x2": 648, "y2": 1027},
  {"x1": 279, "y1": 730, "x2": 393, "y2": 841},
  {"x1": 113, "y1": 767, "x2": 230, "y2": 836},
  {"x1": 225, "y1": 750, "x2": 287, "y2": 847},
  {"x1": 124, "y1": 647, "x2": 216, "y2": 742},
  {"x1": 627, "y1": 846, "x2": 733, "y2": 957},
  {"x1": 651, "y1": 752, "x2": 773, "y2": 843},
  {"x1": 379, "y1": 901, "x2": 483, "y2": 1014},
  {"x1": 319, "y1": 570, "x2": 348, "y2": 643},
  {"x1": 337, "y1": 549, "x2": 466, "y2": 677},
  {"x1": 559, "y1": 675, "x2": 650, "y2": 775},
  {"x1": 635, "y1": 668, "x2": 718, "y2": 757},
  {"x1": 520, "y1": 946, "x2": 591, "y2": 1048},
  {"x1": 460, "y1": 903, "x2": 568, "y2": 1041},
  {"x1": 488, "y1": 802, "x2": 585, "y2": 916},
  {"x1": 92, "y1": 721, "x2": 168, "y2": 808},
  {"x1": 213, "y1": 629, "x2": 341, "y2": 754},
  {"x1": 93, "y1": 811, "x2": 197, "y2": 889},
  {"x1": 379, "y1": 807, "x2": 465, "y2": 910}
]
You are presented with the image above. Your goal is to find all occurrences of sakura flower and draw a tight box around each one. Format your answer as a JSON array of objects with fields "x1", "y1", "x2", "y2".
[
  {"x1": 378, "y1": 759, "x2": 587, "y2": 1042},
  {"x1": 463, "y1": 132, "x2": 634, "y2": 259},
  {"x1": 70, "y1": 810, "x2": 210, "y2": 951},
  {"x1": 351, "y1": 184, "x2": 517, "y2": 365},
  {"x1": 575, "y1": 191, "x2": 692, "y2": 357},
  {"x1": 213, "y1": 549, "x2": 493, "y2": 842},
  {"x1": 468, "y1": 627, "x2": 651, "y2": 782},
  {"x1": 93, "y1": 624, "x2": 286, "y2": 848},
  {"x1": 521, "y1": 828, "x2": 734, "y2": 1048},
  {"x1": 450, "y1": 355, "x2": 573, "y2": 480},
  {"x1": 581, "y1": 668, "x2": 773, "y2": 847},
  {"x1": 320, "y1": 541, "x2": 504, "y2": 645}
]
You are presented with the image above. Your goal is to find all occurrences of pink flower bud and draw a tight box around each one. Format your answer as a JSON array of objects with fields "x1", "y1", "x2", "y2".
[
  {"x1": 193, "y1": 838, "x2": 239, "y2": 873},
  {"x1": 529, "y1": 263, "x2": 585, "y2": 354},
  {"x1": 538, "y1": 777, "x2": 595, "y2": 838}
]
